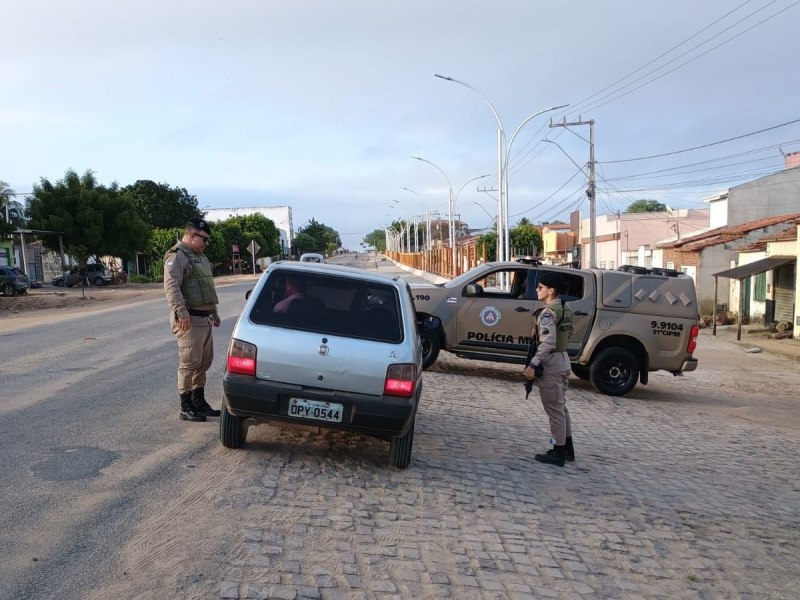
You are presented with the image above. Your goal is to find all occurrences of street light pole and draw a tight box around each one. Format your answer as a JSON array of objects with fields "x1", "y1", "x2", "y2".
[
  {"x1": 435, "y1": 73, "x2": 567, "y2": 266},
  {"x1": 411, "y1": 157, "x2": 490, "y2": 276}
]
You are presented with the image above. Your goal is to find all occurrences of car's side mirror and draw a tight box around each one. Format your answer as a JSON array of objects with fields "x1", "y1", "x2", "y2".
[
  {"x1": 245, "y1": 289, "x2": 253, "y2": 300},
  {"x1": 464, "y1": 283, "x2": 484, "y2": 297}
]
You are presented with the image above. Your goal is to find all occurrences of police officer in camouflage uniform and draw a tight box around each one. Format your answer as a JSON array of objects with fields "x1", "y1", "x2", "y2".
[
  {"x1": 164, "y1": 218, "x2": 221, "y2": 422},
  {"x1": 523, "y1": 271, "x2": 575, "y2": 466}
]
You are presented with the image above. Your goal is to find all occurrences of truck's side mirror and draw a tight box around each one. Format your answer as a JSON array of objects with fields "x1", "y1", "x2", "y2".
[
  {"x1": 464, "y1": 283, "x2": 484, "y2": 297},
  {"x1": 245, "y1": 289, "x2": 253, "y2": 300},
  {"x1": 421, "y1": 315, "x2": 441, "y2": 330}
]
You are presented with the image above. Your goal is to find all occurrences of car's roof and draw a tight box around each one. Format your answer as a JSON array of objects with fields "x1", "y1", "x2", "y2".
[{"x1": 268, "y1": 260, "x2": 404, "y2": 287}]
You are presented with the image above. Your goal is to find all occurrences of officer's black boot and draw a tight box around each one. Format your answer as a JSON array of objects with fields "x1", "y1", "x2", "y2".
[
  {"x1": 535, "y1": 445, "x2": 566, "y2": 467},
  {"x1": 192, "y1": 387, "x2": 220, "y2": 417},
  {"x1": 564, "y1": 436, "x2": 575, "y2": 462},
  {"x1": 180, "y1": 391, "x2": 207, "y2": 422},
  {"x1": 544, "y1": 436, "x2": 575, "y2": 462}
]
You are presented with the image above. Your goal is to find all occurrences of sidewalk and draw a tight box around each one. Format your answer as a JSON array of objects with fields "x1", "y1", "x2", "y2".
[{"x1": 708, "y1": 324, "x2": 800, "y2": 361}]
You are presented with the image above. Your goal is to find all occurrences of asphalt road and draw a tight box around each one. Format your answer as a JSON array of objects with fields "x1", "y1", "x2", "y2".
[{"x1": 1, "y1": 256, "x2": 797, "y2": 600}]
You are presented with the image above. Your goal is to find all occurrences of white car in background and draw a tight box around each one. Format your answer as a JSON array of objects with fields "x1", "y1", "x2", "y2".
[{"x1": 299, "y1": 253, "x2": 325, "y2": 263}]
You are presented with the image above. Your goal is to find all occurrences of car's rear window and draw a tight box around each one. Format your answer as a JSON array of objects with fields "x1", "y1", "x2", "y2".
[{"x1": 249, "y1": 271, "x2": 403, "y2": 343}]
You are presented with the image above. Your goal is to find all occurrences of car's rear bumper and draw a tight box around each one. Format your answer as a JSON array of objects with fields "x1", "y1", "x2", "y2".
[{"x1": 222, "y1": 373, "x2": 419, "y2": 440}]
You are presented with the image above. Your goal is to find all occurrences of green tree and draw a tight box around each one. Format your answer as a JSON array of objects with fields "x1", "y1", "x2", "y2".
[
  {"x1": 510, "y1": 223, "x2": 542, "y2": 256},
  {"x1": 292, "y1": 232, "x2": 316, "y2": 255},
  {"x1": 363, "y1": 229, "x2": 386, "y2": 252},
  {"x1": 120, "y1": 180, "x2": 201, "y2": 229},
  {"x1": 27, "y1": 169, "x2": 150, "y2": 267},
  {"x1": 295, "y1": 219, "x2": 341, "y2": 255},
  {"x1": 206, "y1": 213, "x2": 280, "y2": 267},
  {"x1": 146, "y1": 227, "x2": 183, "y2": 280},
  {"x1": 627, "y1": 199, "x2": 667, "y2": 213},
  {"x1": 477, "y1": 230, "x2": 497, "y2": 262}
]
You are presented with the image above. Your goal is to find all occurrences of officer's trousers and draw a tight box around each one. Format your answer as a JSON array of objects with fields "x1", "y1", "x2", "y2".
[
  {"x1": 537, "y1": 369, "x2": 571, "y2": 445},
  {"x1": 170, "y1": 313, "x2": 214, "y2": 393}
]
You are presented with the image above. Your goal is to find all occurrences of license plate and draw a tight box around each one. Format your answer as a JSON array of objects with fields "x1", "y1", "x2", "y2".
[{"x1": 288, "y1": 398, "x2": 344, "y2": 423}]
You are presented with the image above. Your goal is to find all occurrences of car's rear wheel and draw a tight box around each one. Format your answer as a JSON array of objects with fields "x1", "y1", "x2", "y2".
[
  {"x1": 420, "y1": 329, "x2": 440, "y2": 369},
  {"x1": 589, "y1": 347, "x2": 639, "y2": 397},
  {"x1": 389, "y1": 419, "x2": 415, "y2": 469},
  {"x1": 93, "y1": 276, "x2": 105, "y2": 286},
  {"x1": 220, "y1": 403, "x2": 247, "y2": 448},
  {"x1": 2, "y1": 283, "x2": 15, "y2": 297}
]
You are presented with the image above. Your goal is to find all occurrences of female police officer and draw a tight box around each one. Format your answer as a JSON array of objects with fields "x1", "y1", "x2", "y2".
[{"x1": 523, "y1": 271, "x2": 575, "y2": 466}]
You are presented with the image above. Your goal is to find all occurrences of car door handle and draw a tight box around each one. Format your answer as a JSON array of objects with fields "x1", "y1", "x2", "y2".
[
  {"x1": 574, "y1": 310, "x2": 588, "y2": 316},
  {"x1": 515, "y1": 306, "x2": 530, "y2": 312}
]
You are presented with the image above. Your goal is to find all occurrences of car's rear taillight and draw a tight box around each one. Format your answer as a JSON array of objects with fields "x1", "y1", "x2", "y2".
[
  {"x1": 384, "y1": 364, "x2": 416, "y2": 398},
  {"x1": 227, "y1": 338, "x2": 257, "y2": 376},
  {"x1": 687, "y1": 324, "x2": 699, "y2": 354}
]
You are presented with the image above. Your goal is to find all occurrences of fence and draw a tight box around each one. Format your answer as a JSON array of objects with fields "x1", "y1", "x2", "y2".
[{"x1": 385, "y1": 241, "x2": 488, "y2": 278}]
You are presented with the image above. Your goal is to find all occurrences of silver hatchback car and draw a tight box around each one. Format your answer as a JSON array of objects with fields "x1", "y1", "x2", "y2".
[{"x1": 221, "y1": 261, "x2": 427, "y2": 468}]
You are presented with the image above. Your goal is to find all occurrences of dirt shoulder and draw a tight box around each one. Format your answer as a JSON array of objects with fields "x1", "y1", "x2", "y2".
[{"x1": 0, "y1": 275, "x2": 257, "y2": 329}]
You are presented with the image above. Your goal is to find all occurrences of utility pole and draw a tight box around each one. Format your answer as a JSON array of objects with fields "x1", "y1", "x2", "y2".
[{"x1": 550, "y1": 118, "x2": 596, "y2": 268}]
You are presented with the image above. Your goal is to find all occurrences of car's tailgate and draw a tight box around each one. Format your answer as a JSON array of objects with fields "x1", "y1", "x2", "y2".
[{"x1": 251, "y1": 327, "x2": 397, "y2": 396}]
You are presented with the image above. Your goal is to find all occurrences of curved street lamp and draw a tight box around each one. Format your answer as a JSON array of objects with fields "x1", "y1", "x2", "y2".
[
  {"x1": 410, "y1": 156, "x2": 490, "y2": 276},
  {"x1": 435, "y1": 73, "x2": 567, "y2": 267}
]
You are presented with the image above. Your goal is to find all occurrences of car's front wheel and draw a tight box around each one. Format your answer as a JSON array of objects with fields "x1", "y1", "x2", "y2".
[
  {"x1": 420, "y1": 329, "x2": 440, "y2": 370},
  {"x1": 589, "y1": 347, "x2": 639, "y2": 397},
  {"x1": 389, "y1": 419, "x2": 415, "y2": 469},
  {"x1": 220, "y1": 403, "x2": 247, "y2": 448},
  {"x1": 54, "y1": 279, "x2": 64, "y2": 287}
]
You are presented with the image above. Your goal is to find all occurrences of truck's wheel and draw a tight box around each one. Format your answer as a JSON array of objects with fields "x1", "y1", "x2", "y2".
[
  {"x1": 589, "y1": 347, "x2": 639, "y2": 396},
  {"x1": 389, "y1": 419, "x2": 415, "y2": 469},
  {"x1": 219, "y1": 404, "x2": 247, "y2": 449},
  {"x1": 571, "y1": 365, "x2": 590, "y2": 380},
  {"x1": 420, "y1": 329, "x2": 440, "y2": 369}
]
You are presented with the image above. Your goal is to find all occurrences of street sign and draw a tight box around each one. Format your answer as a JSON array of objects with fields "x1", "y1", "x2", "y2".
[{"x1": 248, "y1": 240, "x2": 260, "y2": 256}]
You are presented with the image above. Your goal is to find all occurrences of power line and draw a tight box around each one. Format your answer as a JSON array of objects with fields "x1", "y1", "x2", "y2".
[{"x1": 601, "y1": 118, "x2": 800, "y2": 163}]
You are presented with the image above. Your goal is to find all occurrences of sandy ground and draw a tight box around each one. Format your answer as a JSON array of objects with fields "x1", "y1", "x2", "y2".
[{"x1": 0, "y1": 275, "x2": 256, "y2": 328}]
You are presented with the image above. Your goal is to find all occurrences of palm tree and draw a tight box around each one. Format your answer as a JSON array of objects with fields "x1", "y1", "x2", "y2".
[{"x1": 1, "y1": 180, "x2": 14, "y2": 235}]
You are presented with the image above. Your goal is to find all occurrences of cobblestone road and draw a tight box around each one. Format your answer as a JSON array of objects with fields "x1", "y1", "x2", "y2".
[{"x1": 211, "y1": 323, "x2": 799, "y2": 599}]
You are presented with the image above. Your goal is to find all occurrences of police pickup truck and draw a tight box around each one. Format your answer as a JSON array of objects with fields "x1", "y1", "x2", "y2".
[{"x1": 413, "y1": 262, "x2": 699, "y2": 396}]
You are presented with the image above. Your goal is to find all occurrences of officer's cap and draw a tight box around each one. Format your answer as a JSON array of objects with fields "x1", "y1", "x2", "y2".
[
  {"x1": 186, "y1": 217, "x2": 211, "y2": 235},
  {"x1": 538, "y1": 271, "x2": 565, "y2": 293}
]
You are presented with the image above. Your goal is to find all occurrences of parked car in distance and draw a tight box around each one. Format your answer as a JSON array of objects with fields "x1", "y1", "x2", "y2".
[
  {"x1": 0, "y1": 266, "x2": 31, "y2": 296},
  {"x1": 221, "y1": 261, "x2": 434, "y2": 468},
  {"x1": 52, "y1": 263, "x2": 112, "y2": 287},
  {"x1": 299, "y1": 252, "x2": 325, "y2": 263}
]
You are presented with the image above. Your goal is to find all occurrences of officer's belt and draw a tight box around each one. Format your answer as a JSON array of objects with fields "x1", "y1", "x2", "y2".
[{"x1": 188, "y1": 309, "x2": 211, "y2": 317}]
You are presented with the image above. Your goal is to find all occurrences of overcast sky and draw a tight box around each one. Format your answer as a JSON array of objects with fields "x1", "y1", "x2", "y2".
[{"x1": 3, "y1": 0, "x2": 799, "y2": 249}]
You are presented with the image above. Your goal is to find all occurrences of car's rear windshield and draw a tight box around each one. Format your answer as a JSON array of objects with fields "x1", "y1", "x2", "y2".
[{"x1": 249, "y1": 271, "x2": 403, "y2": 343}]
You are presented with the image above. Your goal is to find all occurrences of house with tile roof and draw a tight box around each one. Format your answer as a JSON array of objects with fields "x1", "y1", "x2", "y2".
[
  {"x1": 714, "y1": 224, "x2": 799, "y2": 339},
  {"x1": 655, "y1": 213, "x2": 800, "y2": 315}
]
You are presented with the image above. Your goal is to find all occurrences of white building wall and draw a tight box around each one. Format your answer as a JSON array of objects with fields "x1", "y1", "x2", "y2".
[{"x1": 203, "y1": 206, "x2": 294, "y2": 255}]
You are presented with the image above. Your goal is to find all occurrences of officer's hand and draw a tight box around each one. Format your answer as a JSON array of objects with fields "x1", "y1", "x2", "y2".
[
  {"x1": 523, "y1": 365, "x2": 536, "y2": 380},
  {"x1": 178, "y1": 317, "x2": 191, "y2": 331},
  {"x1": 212, "y1": 315, "x2": 221, "y2": 327}
]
